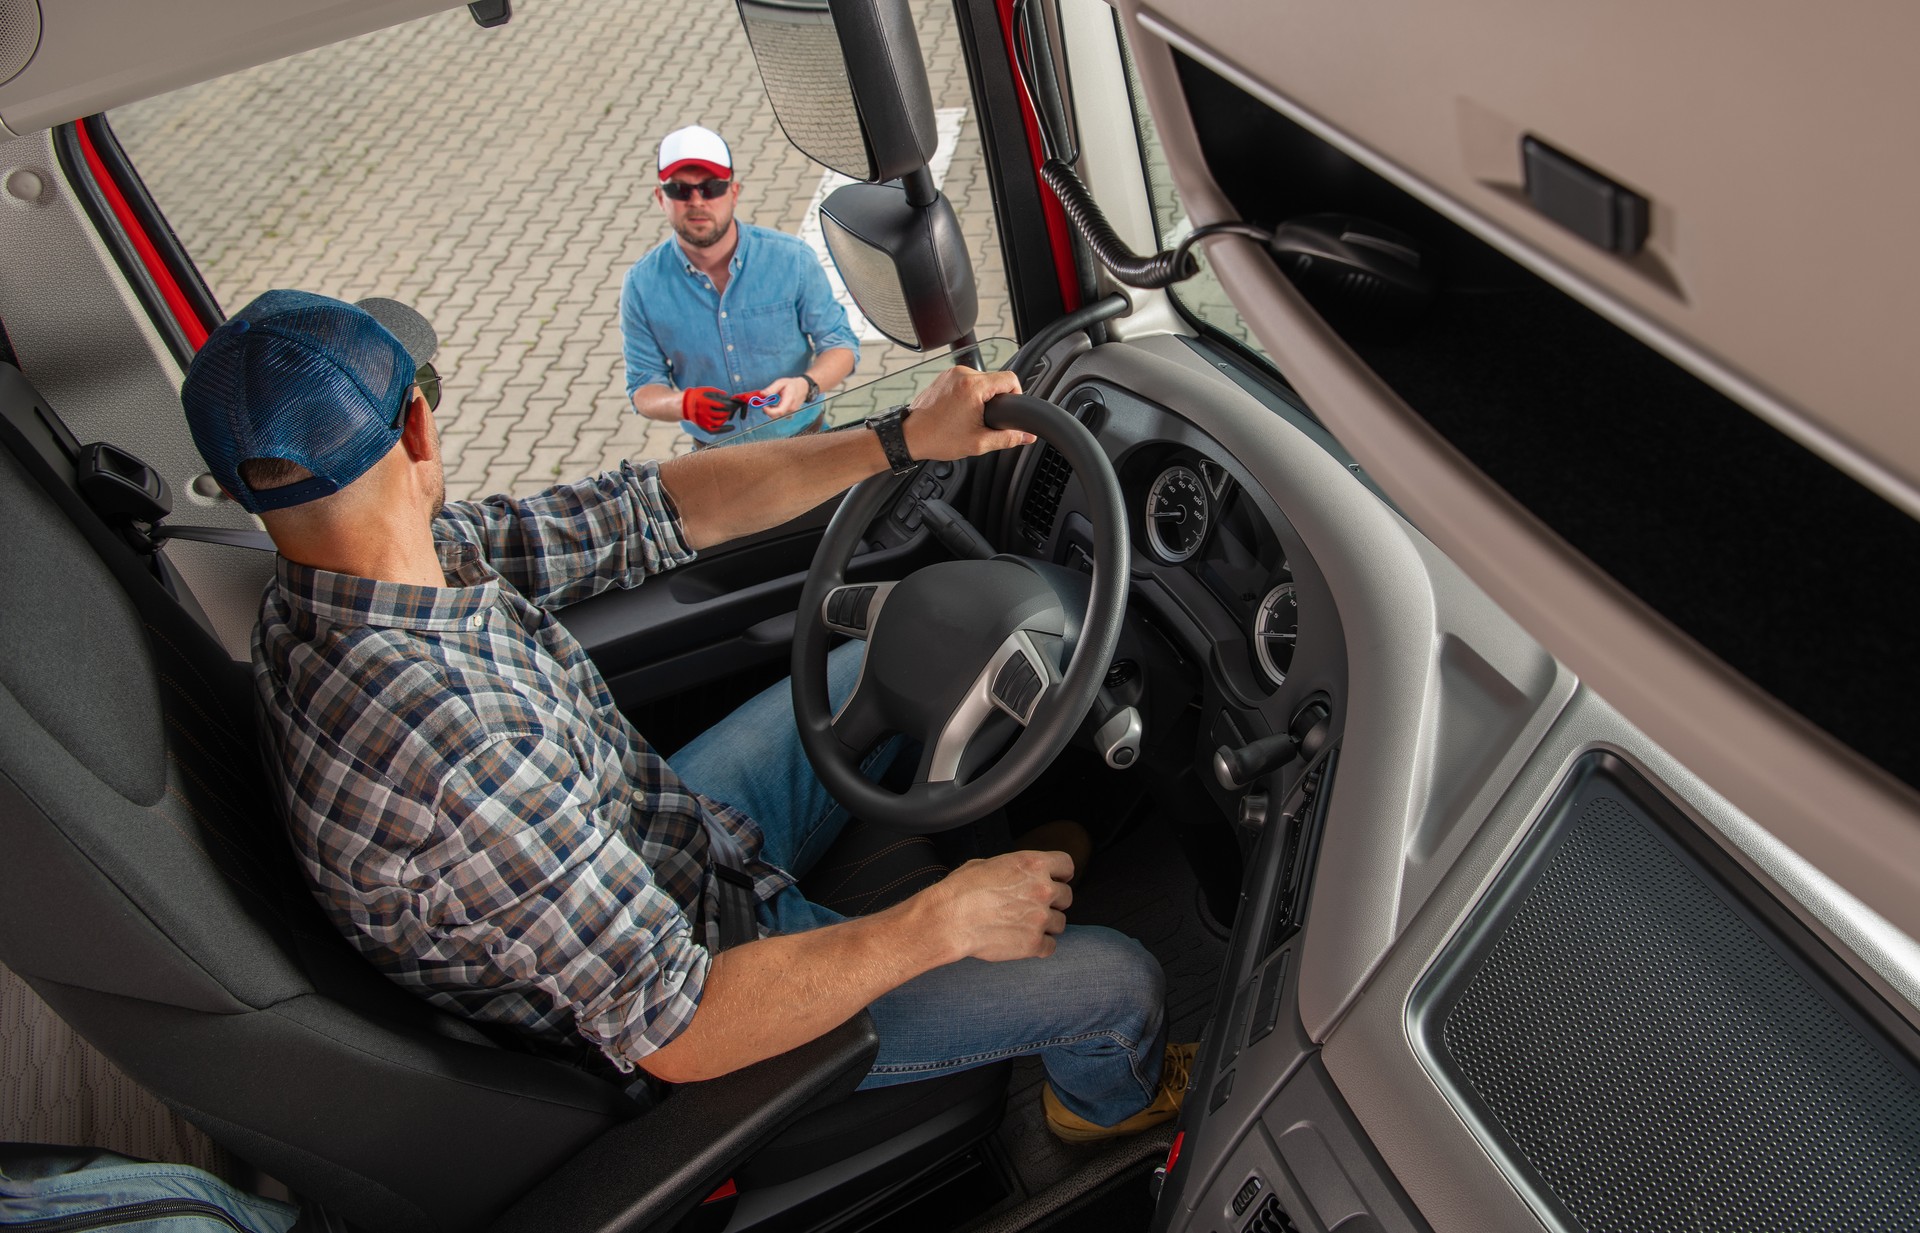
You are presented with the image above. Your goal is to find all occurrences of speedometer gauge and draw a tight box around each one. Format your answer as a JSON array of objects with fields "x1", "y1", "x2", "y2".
[
  {"x1": 1254, "y1": 581, "x2": 1299, "y2": 686},
  {"x1": 1146, "y1": 465, "x2": 1209, "y2": 563}
]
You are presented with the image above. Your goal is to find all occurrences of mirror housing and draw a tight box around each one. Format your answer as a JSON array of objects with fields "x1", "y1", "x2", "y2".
[
  {"x1": 820, "y1": 182, "x2": 977, "y2": 352},
  {"x1": 736, "y1": 0, "x2": 937, "y2": 183}
]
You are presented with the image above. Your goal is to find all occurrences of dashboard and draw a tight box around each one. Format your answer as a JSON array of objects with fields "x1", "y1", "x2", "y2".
[
  {"x1": 995, "y1": 335, "x2": 1920, "y2": 1233},
  {"x1": 1004, "y1": 371, "x2": 1344, "y2": 835}
]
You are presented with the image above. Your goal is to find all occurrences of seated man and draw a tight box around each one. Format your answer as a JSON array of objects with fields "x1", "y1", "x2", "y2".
[{"x1": 179, "y1": 291, "x2": 1191, "y2": 1143}]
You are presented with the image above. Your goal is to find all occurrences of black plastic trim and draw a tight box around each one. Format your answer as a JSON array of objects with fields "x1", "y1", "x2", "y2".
[
  {"x1": 51, "y1": 120, "x2": 195, "y2": 368},
  {"x1": 948, "y1": 0, "x2": 1068, "y2": 341},
  {"x1": 1410, "y1": 750, "x2": 1920, "y2": 1233}
]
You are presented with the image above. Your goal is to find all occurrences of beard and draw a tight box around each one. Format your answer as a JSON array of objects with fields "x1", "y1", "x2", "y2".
[{"x1": 675, "y1": 214, "x2": 733, "y2": 249}]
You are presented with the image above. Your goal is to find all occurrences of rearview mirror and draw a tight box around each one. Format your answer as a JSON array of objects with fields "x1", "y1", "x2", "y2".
[
  {"x1": 735, "y1": 0, "x2": 938, "y2": 183},
  {"x1": 820, "y1": 182, "x2": 977, "y2": 352}
]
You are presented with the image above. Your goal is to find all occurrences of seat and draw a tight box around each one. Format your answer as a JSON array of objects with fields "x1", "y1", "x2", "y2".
[{"x1": 0, "y1": 363, "x2": 1006, "y2": 1233}]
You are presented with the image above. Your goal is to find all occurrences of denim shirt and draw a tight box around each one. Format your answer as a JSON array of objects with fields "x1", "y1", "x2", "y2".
[{"x1": 620, "y1": 222, "x2": 859, "y2": 443}]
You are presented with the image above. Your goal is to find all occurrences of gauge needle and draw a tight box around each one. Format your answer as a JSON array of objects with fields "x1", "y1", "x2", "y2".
[{"x1": 1155, "y1": 509, "x2": 1186, "y2": 522}]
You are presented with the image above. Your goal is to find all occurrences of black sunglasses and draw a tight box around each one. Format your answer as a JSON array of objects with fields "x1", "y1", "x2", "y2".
[
  {"x1": 660, "y1": 177, "x2": 732, "y2": 202},
  {"x1": 393, "y1": 361, "x2": 441, "y2": 427}
]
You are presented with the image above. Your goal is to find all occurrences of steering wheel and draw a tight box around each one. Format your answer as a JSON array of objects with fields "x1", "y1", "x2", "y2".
[{"x1": 792, "y1": 394, "x2": 1128, "y2": 832}]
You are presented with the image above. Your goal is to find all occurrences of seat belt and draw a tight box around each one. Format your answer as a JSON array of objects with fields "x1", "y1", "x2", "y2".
[
  {"x1": 152, "y1": 523, "x2": 276, "y2": 552},
  {"x1": 702, "y1": 822, "x2": 760, "y2": 953}
]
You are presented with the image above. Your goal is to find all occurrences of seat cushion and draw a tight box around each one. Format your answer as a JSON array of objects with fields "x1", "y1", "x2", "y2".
[{"x1": 798, "y1": 819, "x2": 948, "y2": 917}]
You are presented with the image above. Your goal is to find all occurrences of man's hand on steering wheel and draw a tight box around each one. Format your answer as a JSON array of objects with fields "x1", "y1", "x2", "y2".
[{"x1": 902, "y1": 366, "x2": 1038, "y2": 461}]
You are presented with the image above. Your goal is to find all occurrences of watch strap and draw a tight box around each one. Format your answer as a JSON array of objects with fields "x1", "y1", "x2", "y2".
[
  {"x1": 801, "y1": 373, "x2": 821, "y2": 404},
  {"x1": 868, "y1": 406, "x2": 915, "y2": 475}
]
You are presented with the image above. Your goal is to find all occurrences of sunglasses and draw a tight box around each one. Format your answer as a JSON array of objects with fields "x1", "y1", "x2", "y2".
[
  {"x1": 660, "y1": 177, "x2": 733, "y2": 202},
  {"x1": 392, "y1": 362, "x2": 442, "y2": 427}
]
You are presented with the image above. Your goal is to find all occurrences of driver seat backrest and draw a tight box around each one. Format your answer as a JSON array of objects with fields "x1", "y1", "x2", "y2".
[{"x1": 0, "y1": 368, "x2": 631, "y2": 1233}]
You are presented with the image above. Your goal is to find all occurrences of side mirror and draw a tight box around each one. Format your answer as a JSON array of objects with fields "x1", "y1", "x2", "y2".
[
  {"x1": 820, "y1": 182, "x2": 977, "y2": 352},
  {"x1": 736, "y1": 0, "x2": 937, "y2": 183}
]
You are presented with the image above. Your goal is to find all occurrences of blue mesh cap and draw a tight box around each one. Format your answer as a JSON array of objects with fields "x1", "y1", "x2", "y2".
[{"x1": 180, "y1": 290, "x2": 438, "y2": 514}]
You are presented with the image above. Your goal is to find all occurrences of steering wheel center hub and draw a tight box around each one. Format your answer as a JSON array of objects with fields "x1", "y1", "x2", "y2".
[{"x1": 866, "y1": 559, "x2": 1066, "y2": 733}]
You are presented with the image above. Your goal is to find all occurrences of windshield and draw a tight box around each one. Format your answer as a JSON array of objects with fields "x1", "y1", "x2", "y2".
[
  {"x1": 1113, "y1": 17, "x2": 1274, "y2": 369},
  {"x1": 700, "y1": 338, "x2": 1018, "y2": 446}
]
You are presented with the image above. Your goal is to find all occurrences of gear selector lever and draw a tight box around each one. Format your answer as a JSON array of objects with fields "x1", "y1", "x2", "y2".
[{"x1": 1213, "y1": 703, "x2": 1331, "y2": 791}]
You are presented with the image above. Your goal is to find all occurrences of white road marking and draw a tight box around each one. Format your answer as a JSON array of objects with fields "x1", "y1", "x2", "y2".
[{"x1": 799, "y1": 107, "x2": 968, "y2": 344}]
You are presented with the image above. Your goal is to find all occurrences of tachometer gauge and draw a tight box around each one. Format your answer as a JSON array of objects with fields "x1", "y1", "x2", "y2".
[
  {"x1": 1254, "y1": 581, "x2": 1299, "y2": 686},
  {"x1": 1146, "y1": 465, "x2": 1209, "y2": 563}
]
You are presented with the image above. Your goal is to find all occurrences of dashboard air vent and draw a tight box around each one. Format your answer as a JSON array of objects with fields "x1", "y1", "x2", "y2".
[
  {"x1": 1240, "y1": 1192, "x2": 1298, "y2": 1233},
  {"x1": 1019, "y1": 444, "x2": 1073, "y2": 552}
]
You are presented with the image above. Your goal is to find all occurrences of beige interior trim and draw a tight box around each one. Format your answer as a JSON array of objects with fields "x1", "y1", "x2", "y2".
[
  {"x1": 1122, "y1": 0, "x2": 1920, "y2": 525},
  {"x1": 0, "y1": 0, "x2": 464, "y2": 136},
  {"x1": 1113, "y1": 0, "x2": 1920, "y2": 947}
]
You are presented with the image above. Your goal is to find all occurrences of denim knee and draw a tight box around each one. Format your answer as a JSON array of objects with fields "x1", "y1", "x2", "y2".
[{"x1": 1066, "y1": 926, "x2": 1166, "y2": 1041}]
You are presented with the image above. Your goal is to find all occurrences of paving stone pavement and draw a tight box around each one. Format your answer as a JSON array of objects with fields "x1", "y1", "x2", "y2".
[{"x1": 112, "y1": 0, "x2": 1014, "y2": 502}]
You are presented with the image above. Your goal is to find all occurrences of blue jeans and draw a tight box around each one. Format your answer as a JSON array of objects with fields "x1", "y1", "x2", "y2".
[{"x1": 668, "y1": 642, "x2": 1170, "y2": 1125}]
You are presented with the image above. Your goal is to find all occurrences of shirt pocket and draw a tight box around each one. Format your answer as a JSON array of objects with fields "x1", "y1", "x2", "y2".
[{"x1": 729, "y1": 300, "x2": 803, "y2": 379}]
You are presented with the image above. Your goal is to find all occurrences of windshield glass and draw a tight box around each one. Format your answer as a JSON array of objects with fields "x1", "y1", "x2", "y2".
[
  {"x1": 1114, "y1": 19, "x2": 1273, "y2": 368},
  {"x1": 108, "y1": 2, "x2": 1013, "y2": 498},
  {"x1": 702, "y1": 338, "x2": 1017, "y2": 446}
]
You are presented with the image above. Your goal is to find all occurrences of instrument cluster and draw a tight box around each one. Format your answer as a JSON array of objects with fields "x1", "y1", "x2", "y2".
[{"x1": 1136, "y1": 454, "x2": 1296, "y2": 688}]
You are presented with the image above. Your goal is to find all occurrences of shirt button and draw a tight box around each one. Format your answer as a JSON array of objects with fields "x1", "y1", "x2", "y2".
[
  {"x1": 720, "y1": 311, "x2": 727, "y2": 319},
  {"x1": 468, "y1": 613, "x2": 484, "y2": 630},
  {"x1": 726, "y1": 344, "x2": 734, "y2": 351}
]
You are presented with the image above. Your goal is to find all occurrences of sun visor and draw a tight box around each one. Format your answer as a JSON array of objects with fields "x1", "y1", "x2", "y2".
[{"x1": 0, "y1": 0, "x2": 472, "y2": 137}]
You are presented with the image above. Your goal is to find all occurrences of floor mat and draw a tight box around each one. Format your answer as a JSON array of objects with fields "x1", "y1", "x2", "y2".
[{"x1": 963, "y1": 807, "x2": 1229, "y2": 1231}]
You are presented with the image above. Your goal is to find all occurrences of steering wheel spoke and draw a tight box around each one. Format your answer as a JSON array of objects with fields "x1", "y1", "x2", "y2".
[
  {"x1": 927, "y1": 630, "x2": 1054, "y2": 784},
  {"x1": 829, "y1": 670, "x2": 891, "y2": 756},
  {"x1": 792, "y1": 393, "x2": 1129, "y2": 833},
  {"x1": 821, "y1": 581, "x2": 897, "y2": 640}
]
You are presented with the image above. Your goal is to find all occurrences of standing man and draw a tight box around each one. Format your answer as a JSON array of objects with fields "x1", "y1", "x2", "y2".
[{"x1": 622, "y1": 125, "x2": 859, "y2": 446}]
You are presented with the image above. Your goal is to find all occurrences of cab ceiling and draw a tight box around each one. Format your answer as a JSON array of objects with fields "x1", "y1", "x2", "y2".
[
  {"x1": 1129, "y1": 0, "x2": 1920, "y2": 524},
  {"x1": 0, "y1": 0, "x2": 466, "y2": 138}
]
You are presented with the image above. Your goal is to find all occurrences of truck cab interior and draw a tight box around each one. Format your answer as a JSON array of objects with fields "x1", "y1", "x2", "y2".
[{"x1": 2, "y1": 1, "x2": 1918, "y2": 1232}]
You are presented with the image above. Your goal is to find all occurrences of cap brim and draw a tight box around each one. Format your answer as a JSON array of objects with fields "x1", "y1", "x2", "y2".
[
  {"x1": 355, "y1": 297, "x2": 439, "y2": 366},
  {"x1": 659, "y1": 159, "x2": 732, "y2": 181}
]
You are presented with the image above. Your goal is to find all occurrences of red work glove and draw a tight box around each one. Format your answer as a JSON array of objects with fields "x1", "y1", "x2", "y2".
[{"x1": 680, "y1": 386, "x2": 733, "y2": 433}]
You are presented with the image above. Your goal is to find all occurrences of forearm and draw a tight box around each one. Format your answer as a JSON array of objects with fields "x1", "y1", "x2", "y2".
[
  {"x1": 805, "y1": 348, "x2": 857, "y2": 396},
  {"x1": 640, "y1": 896, "x2": 952, "y2": 1083},
  {"x1": 631, "y1": 383, "x2": 683, "y2": 423},
  {"x1": 659, "y1": 422, "x2": 891, "y2": 550}
]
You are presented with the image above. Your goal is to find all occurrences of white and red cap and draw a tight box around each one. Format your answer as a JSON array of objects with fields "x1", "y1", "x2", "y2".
[{"x1": 657, "y1": 125, "x2": 733, "y2": 181}]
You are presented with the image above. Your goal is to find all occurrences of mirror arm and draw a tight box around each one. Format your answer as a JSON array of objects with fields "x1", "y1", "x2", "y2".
[{"x1": 902, "y1": 165, "x2": 938, "y2": 210}]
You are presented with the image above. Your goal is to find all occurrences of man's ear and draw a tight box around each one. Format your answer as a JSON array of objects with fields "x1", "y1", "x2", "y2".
[{"x1": 398, "y1": 391, "x2": 435, "y2": 461}]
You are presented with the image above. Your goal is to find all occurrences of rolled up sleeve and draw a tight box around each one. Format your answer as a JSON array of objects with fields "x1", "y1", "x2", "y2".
[
  {"x1": 795, "y1": 255, "x2": 859, "y2": 368},
  {"x1": 434, "y1": 459, "x2": 696, "y2": 607},
  {"x1": 621, "y1": 267, "x2": 673, "y2": 395}
]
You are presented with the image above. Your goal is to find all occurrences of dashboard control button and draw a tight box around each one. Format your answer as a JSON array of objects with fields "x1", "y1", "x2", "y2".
[{"x1": 1209, "y1": 1069, "x2": 1235, "y2": 1111}]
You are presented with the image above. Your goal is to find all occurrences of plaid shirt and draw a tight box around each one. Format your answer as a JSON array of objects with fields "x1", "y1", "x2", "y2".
[{"x1": 251, "y1": 460, "x2": 791, "y2": 1071}]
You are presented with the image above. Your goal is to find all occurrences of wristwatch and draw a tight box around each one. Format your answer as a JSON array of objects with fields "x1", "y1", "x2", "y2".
[
  {"x1": 866, "y1": 405, "x2": 915, "y2": 475},
  {"x1": 801, "y1": 372, "x2": 821, "y2": 404}
]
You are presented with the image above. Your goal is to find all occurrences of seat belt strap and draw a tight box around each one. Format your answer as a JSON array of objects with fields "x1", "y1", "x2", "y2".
[
  {"x1": 152, "y1": 523, "x2": 277, "y2": 552},
  {"x1": 701, "y1": 822, "x2": 759, "y2": 952}
]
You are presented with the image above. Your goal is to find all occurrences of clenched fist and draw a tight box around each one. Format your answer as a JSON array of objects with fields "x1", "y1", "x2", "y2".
[
  {"x1": 900, "y1": 366, "x2": 1036, "y2": 463},
  {"x1": 923, "y1": 849, "x2": 1074, "y2": 964}
]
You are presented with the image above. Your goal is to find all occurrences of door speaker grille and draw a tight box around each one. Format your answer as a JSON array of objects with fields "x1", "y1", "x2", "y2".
[
  {"x1": 1415, "y1": 753, "x2": 1920, "y2": 1233},
  {"x1": 0, "y1": 0, "x2": 39, "y2": 87}
]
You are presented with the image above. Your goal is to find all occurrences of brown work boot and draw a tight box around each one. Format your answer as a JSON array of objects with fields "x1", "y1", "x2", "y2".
[
  {"x1": 1042, "y1": 1041, "x2": 1198, "y2": 1143},
  {"x1": 1013, "y1": 819, "x2": 1093, "y2": 886}
]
